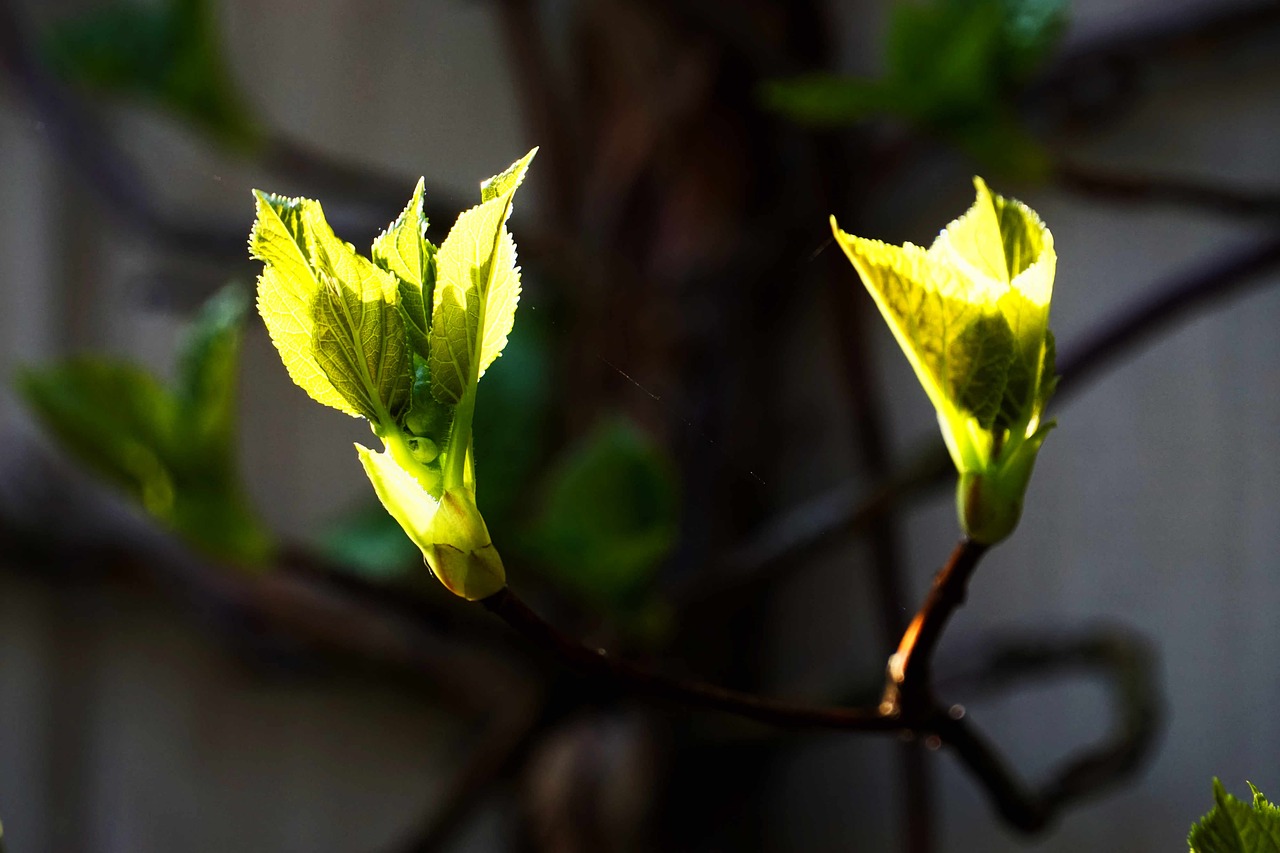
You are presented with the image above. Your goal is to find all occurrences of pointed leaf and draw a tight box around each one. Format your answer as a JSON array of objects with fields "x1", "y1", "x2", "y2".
[
  {"x1": 481, "y1": 147, "x2": 537, "y2": 202},
  {"x1": 429, "y1": 149, "x2": 535, "y2": 403},
  {"x1": 373, "y1": 177, "x2": 436, "y2": 360},
  {"x1": 372, "y1": 177, "x2": 433, "y2": 289},
  {"x1": 828, "y1": 229, "x2": 988, "y2": 428},
  {"x1": 251, "y1": 190, "x2": 412, "y2": 424},
  {"x1": 251, "y1": 191, "x2": 358, "y2": 416},
  {"x1": 1189, "y1": 779, "x2": 1280, "y2": 853}
]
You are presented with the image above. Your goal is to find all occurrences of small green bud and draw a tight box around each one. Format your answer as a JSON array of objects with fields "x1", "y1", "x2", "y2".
[
  {"x1": 408, "y1": 435, "x2": 440, "y2": 464},
  {"x1": 357, "y1": 439, "x2": 505, "y2": 600},
  {"x1": 422, "y1": 488, "x2": 505, "y2": 600},
  {"x1": 958, "y1": 471, "x2": 1021, "y2": 545}
]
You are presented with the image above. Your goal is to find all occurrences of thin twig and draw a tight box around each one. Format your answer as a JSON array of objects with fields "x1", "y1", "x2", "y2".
[
  {"x1": 1055, "y1": 161, "x2": 1280, "y2": 220},
  {"x1": 481, "y1": 587, "x2": 900, "y2": 731},
  {"x1": 478, "y1": 536, "x2": 1148, "y2": 836},
  {"x1": 884, "y1": 541, "x2": 989, "y2": 712}
]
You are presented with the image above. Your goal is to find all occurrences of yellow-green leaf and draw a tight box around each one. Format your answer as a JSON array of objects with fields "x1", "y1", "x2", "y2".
[
  {"x1": 831, "y1": 176, "x2": 1058, "y2": 544},
  {"x1": 250, "y1": 191, "x2": 358, "y2": 416},
  {"x1": 373, "y1": 177, "x2": 435, "y2": 360},
  {"x1": 481, "y1": 147, "x2": 536, "y2": 202},
  {"x1": 429, "y1": 149, "x2": 535, "y2": 405},
  {"x1": 251, "y1": 190, "x2": 411, "y2": 424}
]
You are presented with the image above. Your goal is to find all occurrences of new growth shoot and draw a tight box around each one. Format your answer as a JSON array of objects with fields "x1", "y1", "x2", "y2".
[
  {"x1": 832, "y1": 179, "x2": 1058, "y2": 543},
  {"x1": 250, "y1": 150, "x2": 537, "y2": 598}
]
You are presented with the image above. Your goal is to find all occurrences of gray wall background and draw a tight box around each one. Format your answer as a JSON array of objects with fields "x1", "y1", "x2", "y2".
[{"x1": 0, "y1": 0, "x2": 1277, "y2": 851}]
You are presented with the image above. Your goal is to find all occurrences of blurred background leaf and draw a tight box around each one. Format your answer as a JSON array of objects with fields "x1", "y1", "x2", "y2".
[
  {"x1": 41, "y1": 0, "x2": 259, "y2": 148},
  {"x1": 521, "y1": 417, "x2": 679, "y2": 612},
  {"x1": 763, "y1": 0, "x2": 1067, "y2": 179},
  {"x1": 18, "y1": 285, "x2": 274, "y2": 566}
]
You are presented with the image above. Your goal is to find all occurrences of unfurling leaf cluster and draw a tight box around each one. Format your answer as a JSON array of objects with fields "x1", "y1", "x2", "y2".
[
  {"x1": 19, "y1": 286, "x2": 273, "y2": 565},
  {"x1": 832, "y1": 178, "x2": 1057, "y2": 544},
  {"x1": 250, "y1": 149, "x2": 537, "y2": 599}
]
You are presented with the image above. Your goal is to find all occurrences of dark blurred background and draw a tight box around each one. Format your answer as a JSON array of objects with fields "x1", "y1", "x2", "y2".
[{"x1": 0, "y1": 0, "x2": 1278, "y2": 850}]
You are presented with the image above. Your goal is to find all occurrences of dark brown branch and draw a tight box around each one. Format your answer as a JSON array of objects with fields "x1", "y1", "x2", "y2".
[
  {"x1": 1055, "y1": 161, "x2": 1280, "y2": 220},
  {"x1": 1058, "y1": 234, "x2": 1280, "y2": 391},
  {"x1": 481, "y1": 587, "x2": 899, "y2": 731},
  {"x1": 935, "y1": 681, "x2": 1155, "y2": 835},
  {"x1": 936, "y1": 627, "x2": 1161, "y2": 830}
]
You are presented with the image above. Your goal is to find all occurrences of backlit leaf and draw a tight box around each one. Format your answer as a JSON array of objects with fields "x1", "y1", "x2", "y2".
[
  {"x1": 373, "y1": 177, "x2": 436, "y2": 360},
  {"x1": 429, "y1": 148, "x2": 535, "y2": 404},
  {"x1": 251, "y1": 190, "x2": 411, "y2": 425},
  {"x1": 831, "y1": 177, "x2": 1057, "y2": 543}
]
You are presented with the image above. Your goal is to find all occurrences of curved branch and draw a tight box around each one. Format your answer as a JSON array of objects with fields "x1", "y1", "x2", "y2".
[
  {"x1": 1054, "y1": 161, "x2": 1280, "y2": 220},
  {"x1": 936, "y1": 627, "x2": 1162, "y2": 831},
  {"x1": 480, "y1": 538, "x2": 1152, "y2": 836}
]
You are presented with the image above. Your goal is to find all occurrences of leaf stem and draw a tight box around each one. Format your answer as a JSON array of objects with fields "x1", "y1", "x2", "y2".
[{"x1": 443, "y1": 386, "x2": 476, "y2": 492}]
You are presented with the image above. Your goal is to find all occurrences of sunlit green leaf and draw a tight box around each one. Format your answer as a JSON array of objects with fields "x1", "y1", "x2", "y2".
[
  {"x1": 253, "y1": 154, "x2": 537, "y2": 599},
  {"x1": 373, "y1": 177, "x2": 436, "y2": 361},
  {"x1": 250, "y1": 190, "x2": 411, "y2": 425},
  {"x1": 429, "y1": 148, "x2": 535, "y2": 406},
  {"x1": 1189, "y1": 780, "x2": 1280, "y2": 853},
  {"x1": 831, "y1": 177, "x2": 1057, "y2": 543}
]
